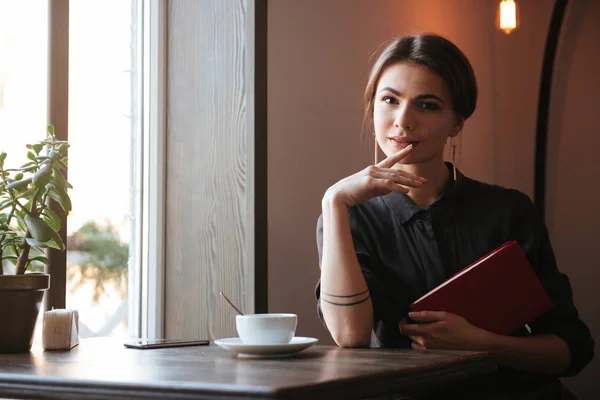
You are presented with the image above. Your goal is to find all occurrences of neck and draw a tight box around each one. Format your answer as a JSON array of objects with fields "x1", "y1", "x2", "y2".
[{"x1": 396, "y1": 160, "x2": 451, "y2": 209}]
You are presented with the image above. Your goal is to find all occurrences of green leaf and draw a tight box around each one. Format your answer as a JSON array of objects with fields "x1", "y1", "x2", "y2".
[
  {"x1": 43, "y1": 237, "x2": 64, "y2": 250},
  {"x1": 0, "y1": 199, "x2": 13, "y2": 211},
  {"x1": 32, "y1": 144, "x2": 44, "y2": 154},
  {"x1": 25, "y1": 214, "x2": 55, "y2": 242},
  {"x1": 27, "y1": 151, "x2": 36, "y2": 161},
  {"x1": 49, "y1": 187, "x2": 71, "y2": 213},
  {"x1": 26, "y1": 237, "x2": 48, "y2": 248},
  {"x1": 0, "y1": 152, "x2": 7, "y2": 163},
  {"x1": 33, "y1": 165, "x2": 52, "y2": 188},
  {"x1": 24, "y1": 215, "x2": 64, "y2": 251},
  {"x1": 47, "y1": 124, "x2": 55, "y2": 135},
  {"x1": 47, "y1": 189, "x2": 72, "y2": 215},
  {"x1": 2, "y1": 255, "x2": 18, "y2": 261},
  {"x1": 31, "y1": 256, "x2": 50, "y2": 265},
  {"x1": 34, "y1": 156, "x2": 50, "y2": 161},
  {"x1": 5, "y1": 177, "x2": 32, "y2": 191},
  {"x1": 51, "y1": 168, "x2": 72, "y2": 190},
  {"x1": 57, "y1": 143, "x2": 69, "y2": 154},
  {"x1": 13, "y1": 172, "x2": 23, "y2": 181},
  {"x1": 19, "y1": 164, "x2": 38, "y2": 172},
  {"x1": 41, "y1": 208, "x2": 61, "y2": 231},
  {"x1": 25, "y1": 236, "x2": 63, "y2": 251},
  {"x1": 19, "y1": 160, "x2": 36, "y2": 168}
]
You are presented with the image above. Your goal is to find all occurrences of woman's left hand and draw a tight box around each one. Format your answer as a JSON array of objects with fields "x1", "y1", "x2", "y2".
[{"x1": 399, "y1": 311, "x2": 492, "y2": 351}]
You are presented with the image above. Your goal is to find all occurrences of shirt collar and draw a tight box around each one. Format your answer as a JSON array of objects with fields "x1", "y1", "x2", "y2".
[{"x1": 381, "y1": 162, "x2": 463, "y2": 225}]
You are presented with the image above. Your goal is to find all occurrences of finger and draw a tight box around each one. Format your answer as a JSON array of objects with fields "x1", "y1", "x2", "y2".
[
  {"x1": 381, "y1": 180, "x2": 410, "y2": 195},
  {"x1": 360, "y1": 171, "x2": 411, "y2": 195},
  {"x1": 411, "y1": 340, "x2": 427, "y2": 351},
  {"x1": 376, "y1": 144, "x2": 414, "y2": 168},
  {"x1": 412, "y1": 342, "x2": 426, "y2": 351},
  {"x1": 369, "y1": 169, "x2": 424, "y2": 188},
  {"x1": 408, "y1": 311, "x2": 448, "y2": 323},
  {"x1": 410, "y1": 336, "x2": 427, "y2": 347},
  {"x1": 398, "y1": 321, "x2": 422, "y2": 336},
  {"x1": 378, "y1": 167, "x2": 428, "y2": 183}
]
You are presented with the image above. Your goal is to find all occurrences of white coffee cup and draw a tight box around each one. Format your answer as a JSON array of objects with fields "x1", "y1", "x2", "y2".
[{"x1": 236, "y1": 313, "x2": 297, "y2": 345}]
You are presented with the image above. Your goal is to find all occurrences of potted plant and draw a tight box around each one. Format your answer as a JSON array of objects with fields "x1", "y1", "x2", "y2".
[{"x1": 0, "y1": 124, "x2": 71, "y2": 352}]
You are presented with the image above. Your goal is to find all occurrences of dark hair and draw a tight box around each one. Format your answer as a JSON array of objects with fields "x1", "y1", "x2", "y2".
[{"x1": 364, "y1": 34, "x2": 478, "y2": 132}]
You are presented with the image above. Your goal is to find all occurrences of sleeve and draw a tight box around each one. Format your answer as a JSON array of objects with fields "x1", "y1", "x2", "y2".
[
  {"x1": 314, "y1": 209, "x2": 408, "y2": 331},
  {"x1": 514, "y1": 194, "x2": 594, "y2": 377}
]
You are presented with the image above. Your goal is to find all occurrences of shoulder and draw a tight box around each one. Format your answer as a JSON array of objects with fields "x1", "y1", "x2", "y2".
[
  {"x1": 458, "y1": 176, "x2": 547, "y2": 254},
  {"x1": 459, "y1": 175, "x2": 536, "y2": 216}
]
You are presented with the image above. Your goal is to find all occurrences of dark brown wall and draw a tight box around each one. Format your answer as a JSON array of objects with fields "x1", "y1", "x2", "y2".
[{"x1": 268, "y1": 1, "x2": 599, "y2": 397}]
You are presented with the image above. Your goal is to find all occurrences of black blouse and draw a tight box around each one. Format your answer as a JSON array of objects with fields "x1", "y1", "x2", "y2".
[{"x1": 315, "y1": 164, "x2": 594, "y2": 377}]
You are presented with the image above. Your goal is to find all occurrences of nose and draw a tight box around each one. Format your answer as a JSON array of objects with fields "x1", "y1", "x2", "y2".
[{"x1": 394, "y1": 104, "x2": 415, "y2": 131}]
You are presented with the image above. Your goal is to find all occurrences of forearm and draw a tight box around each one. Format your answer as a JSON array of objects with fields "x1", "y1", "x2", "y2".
[
  {"x1": 479, "y1": 331, "x2": 571, "y2": 375},
  {"x1": 320, "y1": 192, "x2": 373, "y2": 347}
]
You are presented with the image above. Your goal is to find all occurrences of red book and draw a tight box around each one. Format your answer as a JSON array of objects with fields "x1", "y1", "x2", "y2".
[{"x1": 409, "y1": 241, "x2": 553, "y2": 335}]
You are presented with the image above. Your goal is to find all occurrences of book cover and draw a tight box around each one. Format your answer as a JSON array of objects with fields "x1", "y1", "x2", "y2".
[{"x1": 409, "y1": 241, "x2": 553, "y2": 335}]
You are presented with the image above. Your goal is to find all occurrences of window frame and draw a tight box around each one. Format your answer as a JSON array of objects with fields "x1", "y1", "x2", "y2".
[
  {"x1": 140, "y1": 0, "x2": 167, "y2": 340},
  {"x1": 44, "y1": 0, "x2": 167, "y2": 339},
  {"x1": 45, "y1": 0, "x2": 69, "y2": 312}
]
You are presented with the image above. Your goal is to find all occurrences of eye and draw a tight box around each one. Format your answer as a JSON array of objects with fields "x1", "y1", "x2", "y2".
[
  {"x1": 419, "y1": 102, "x2": 440, "y2": 111},
  {"x1": 383, "y1": 96, "x2": 398, "y2": 105}
]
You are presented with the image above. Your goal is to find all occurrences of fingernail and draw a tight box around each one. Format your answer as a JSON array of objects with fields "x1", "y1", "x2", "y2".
[
  {"x1": 408, "y1": 312, "x2": 418, "y2": 317},
  {"x1": 419, "y1": 177, "x2": 428, "y2": 182},
  {"x1": 405, "y1": 144, "x2": 413, "y2": 150}
]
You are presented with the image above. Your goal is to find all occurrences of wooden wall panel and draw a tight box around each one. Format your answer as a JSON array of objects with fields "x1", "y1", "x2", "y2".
[{"x1": 165, "y1": 0, "x2": 259, "y2": 340}]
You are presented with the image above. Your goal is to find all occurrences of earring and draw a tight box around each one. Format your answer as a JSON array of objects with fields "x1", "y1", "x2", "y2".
[
  {"x1": 451, "y1": 137, "x2": 457, "y2": 181},
  {"x1": 374, "y1": 137, "x2": 378, "y2": 164}
]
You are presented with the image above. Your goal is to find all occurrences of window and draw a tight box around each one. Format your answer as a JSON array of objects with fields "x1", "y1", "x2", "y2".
[
  {"x1": 0, "y1": 1, "x2": 48, "y2": 163},
  {"x1": 0, "y1": 0, "x2": 166, "y2": 342},
  {"x1": 66, "y1": 0, "x2": 138, "y2": 339}
]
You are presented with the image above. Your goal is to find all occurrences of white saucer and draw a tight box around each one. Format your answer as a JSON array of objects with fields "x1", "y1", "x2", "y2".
[{"x1": 214, "y1": 337, "x2": 318, "y2": 357}]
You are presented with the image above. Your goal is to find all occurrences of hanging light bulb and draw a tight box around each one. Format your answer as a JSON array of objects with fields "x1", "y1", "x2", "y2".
[{"x1": 497, "y1": 0, "x2": 519, "y2": 34}]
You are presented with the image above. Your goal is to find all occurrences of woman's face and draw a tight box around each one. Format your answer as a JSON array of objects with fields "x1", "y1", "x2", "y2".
[{"x1": 373, "y1": 61, "x2": 462, "y2": 166}]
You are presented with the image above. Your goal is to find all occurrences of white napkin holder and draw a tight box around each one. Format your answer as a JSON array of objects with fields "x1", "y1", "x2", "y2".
[{"x1": 42, "y1": 309, "x2": 80, "y2": 350}]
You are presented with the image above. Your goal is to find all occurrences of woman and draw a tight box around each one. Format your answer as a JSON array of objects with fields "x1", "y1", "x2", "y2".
[{"x1": 315, "y1": 34, "x2": 593, "y2": 396}]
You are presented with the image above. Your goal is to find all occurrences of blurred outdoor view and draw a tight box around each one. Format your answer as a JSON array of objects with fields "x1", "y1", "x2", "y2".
[{"x1": 0, "y1": 1, "x2": 137, "y2": 340}]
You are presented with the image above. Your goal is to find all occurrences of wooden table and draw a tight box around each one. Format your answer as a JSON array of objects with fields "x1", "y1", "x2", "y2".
[{"x1": 0, "y1": 338, "x2": 496, "y2": 399}]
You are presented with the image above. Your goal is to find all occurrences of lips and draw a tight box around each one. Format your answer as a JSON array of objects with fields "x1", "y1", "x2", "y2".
[{"x1": 389, "y1": 137, "x2": 419, "y2": 149}]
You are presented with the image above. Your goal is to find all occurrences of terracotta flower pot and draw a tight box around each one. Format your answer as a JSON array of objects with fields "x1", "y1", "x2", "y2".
[{"x1": 0, "y1": 274, "x2": 50, "y2": 353}]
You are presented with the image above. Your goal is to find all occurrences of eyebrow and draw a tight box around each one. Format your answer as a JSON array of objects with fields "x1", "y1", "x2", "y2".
[{"x1": 378, "y1": 86, "x2": 445, "y2": 103}]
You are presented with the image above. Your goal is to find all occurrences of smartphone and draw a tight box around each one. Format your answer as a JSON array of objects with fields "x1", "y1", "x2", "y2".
[{"x1": 124, "y1": 338, "x2": 210, "y2": 349}]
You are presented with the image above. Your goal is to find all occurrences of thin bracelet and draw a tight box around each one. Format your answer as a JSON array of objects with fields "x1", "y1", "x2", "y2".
[
  {"x1": 321, "y1": 295, "x2": 371, "y2": 307},
  {"x1": 321, "y1": 289, "x2": 369, "y2": 298}
]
